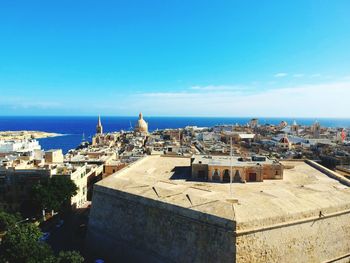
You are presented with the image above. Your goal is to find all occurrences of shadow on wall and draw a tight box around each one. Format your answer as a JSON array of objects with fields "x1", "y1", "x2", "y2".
[
  {"x1": 86, "y1": 187, "x2": 237, "y2": 263},
  {"x1": 169, "y1": 166, "x2": 191, "y2": 180}
]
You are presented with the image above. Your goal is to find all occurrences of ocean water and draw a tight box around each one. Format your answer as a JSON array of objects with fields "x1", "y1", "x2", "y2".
[{"x1": 0, "y1": 116, "x2": 349, "y2": 153}]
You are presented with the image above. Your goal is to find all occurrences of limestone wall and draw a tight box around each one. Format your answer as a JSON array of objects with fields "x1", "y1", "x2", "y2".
[
  {"x1": 86, "y1": 185, "x2": 236, "y2": 263},
  {"x1": 236, "y1": 210, "x2": 350, "y2": 263}
]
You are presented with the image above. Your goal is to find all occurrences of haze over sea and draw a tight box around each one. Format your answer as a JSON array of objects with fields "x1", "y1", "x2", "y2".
[{"x1": 1, "y1": 116, "x2": 350, "y2": 153}]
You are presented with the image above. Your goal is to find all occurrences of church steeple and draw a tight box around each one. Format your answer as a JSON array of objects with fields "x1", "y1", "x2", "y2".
[{"x1": 96, "y1": 115, "x2": 103, "y2": 135}]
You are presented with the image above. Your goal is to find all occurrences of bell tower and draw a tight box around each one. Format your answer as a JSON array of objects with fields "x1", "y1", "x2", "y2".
[
  {"x1": 312, "y1": 120, "x2": 320, "y2": 139},
  {"x1": 96, "y1": 115, "x2": 103, "y2": 135}
]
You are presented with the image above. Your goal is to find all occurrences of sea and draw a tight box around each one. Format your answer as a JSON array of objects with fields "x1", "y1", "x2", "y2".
[{"x1": 1, "y1": 116, "x2": 350, "y2": 154}]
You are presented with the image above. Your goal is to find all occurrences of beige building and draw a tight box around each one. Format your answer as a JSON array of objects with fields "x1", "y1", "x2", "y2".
[
  {"x1": 311, "y1": 120, "x2": 321, "y2": 138},
  {"x1": 103, "y1": 161, "x2": 127, "y2": 178},
  {"x1": 92, "y1": 116, "x2": 121, "y2": 147},
  {"x1": 279, "y1": 120, "x2": 288, "y2": 129},
  {"x1": 45, "y1": 149, "x2": 63, "y2": 163},
  {"x1": 249, "y1": 118, "x2": 258, "y2": 129},
  {"x1": 291, "y1": 120, "x2": 299, "y2": 135},
  {"x1": 54, "y1": 164, "x2": 88, "y2": 208},
  {"x1": 191, "y1": 155, "x2": 283, "y2": 183},
  {"x1": 278, "y1": 135, "x2": 292, "y2": 150}
]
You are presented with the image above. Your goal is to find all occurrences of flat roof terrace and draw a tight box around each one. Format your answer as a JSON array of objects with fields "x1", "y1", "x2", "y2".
[{"x1": 96, "y1": 155, "x2": 350, "y2": 231}]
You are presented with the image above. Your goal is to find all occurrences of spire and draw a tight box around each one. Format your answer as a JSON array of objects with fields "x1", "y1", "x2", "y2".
[
  {"x1": 139, "y1": 112, "x2": 143, "y2": 119},
  {"x1": 96, "y1": 115, "x2": 103, "y2": 135}
]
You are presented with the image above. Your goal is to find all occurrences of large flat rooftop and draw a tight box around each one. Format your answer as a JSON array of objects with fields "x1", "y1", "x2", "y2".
[{"x1": 96, "y1": 155, "x2": 350, "y2": 230}]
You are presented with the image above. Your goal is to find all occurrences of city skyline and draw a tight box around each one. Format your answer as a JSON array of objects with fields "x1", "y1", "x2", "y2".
[{"x1": 0, "y1": 1, "x2": 349, "y2": 117}]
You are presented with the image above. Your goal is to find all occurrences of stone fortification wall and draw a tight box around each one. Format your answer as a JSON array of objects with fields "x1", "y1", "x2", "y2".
[
  {"x1": 235, "y1": 161, "x2": 350, "y2": 262},
  {"x1": 236, "y1": 207, "x2": 350, "y2": 262},
  {"x1": 86, "y1": 185, "x2": 235, "y2": 263}
]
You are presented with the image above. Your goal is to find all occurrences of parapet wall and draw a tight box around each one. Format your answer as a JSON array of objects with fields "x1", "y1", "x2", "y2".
[
  {"x1": 306, "y1": 160, "x2": 350, "y2": 187},
  {"x1": 86, "y1": 185, "x2": 236, "y2": 263}
]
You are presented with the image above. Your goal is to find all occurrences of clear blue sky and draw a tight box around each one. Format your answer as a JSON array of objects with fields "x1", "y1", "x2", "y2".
[{"x1": 0, "y1": 0, "x2": 349, "y2": 117}]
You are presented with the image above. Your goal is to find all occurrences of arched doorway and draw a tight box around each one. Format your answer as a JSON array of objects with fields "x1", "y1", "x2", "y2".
[
  {"x1": 234, "y1": 170, "x2": 242, "y2": 183},
  {"x1": 223, "y1": 169, "x2": 230, "y2": 182},
  {"x1": 248, "y1": 173, "x2": 257, "y2": 182},
  {"x1": 212, "y1": 169, "x2": 220, "y2": 181}
]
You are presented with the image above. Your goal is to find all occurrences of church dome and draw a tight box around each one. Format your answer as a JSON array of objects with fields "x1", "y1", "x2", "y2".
[
  {"x1": 135, "y1": 112, "x2": 148, "y2": 133},
  {"x1": 279, "y1": 136, "x2": 290, "y2": 144},
  {"x1": 279, "y1": 121, "x2": 288, "y2": 128}
]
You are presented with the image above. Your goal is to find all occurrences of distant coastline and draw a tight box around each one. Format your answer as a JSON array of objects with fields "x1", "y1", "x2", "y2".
[
  {"x1": 1, "y1": 116, "x2": 349, "y2": 154},
  {"x1": 0, "y1": 130, "x2": 63, "y2": 140}
]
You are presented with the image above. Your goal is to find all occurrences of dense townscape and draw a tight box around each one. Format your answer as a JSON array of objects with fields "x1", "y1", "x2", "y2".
[{"x1": 0, "y1": 114, "x2": 349, "y2": 261}]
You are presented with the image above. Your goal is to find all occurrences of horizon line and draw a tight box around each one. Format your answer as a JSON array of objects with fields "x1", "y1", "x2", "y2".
[{"x1": 0, "y1": 115, "x2": 350, "y2": 119}]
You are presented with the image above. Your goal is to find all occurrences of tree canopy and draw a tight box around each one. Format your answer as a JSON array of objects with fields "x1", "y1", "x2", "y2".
[
  {"x1": 1, "y1": 221, "x2": 53, "y2": 263},
  {"x1": 0, "y1": 211, "x2": 21, "y2": 232},
  {"x1": 56, "y1": 251, "x2": 84, "y2": 263},
  {"x1": 0, "y1": 210, "x2": 84, "y2": 263},
  {"x1": 32, "y1": 176, "x2": 78, "y2": 212}
]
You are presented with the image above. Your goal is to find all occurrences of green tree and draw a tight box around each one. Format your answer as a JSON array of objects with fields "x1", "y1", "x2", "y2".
[
  {"x1": 0, "y1": 211, "x2": 84, "y2": 263},
  {"x1": 56, "y1": 251, "x2": 84, "y2": 263},
  {"x1": 0, "y1": 210, "x2": 20, "y2": 232},
  {"x1": 1, "y1": 223, "x2": 54, "y2": 263},
  {"x1": 32, "y1": 176, "x2": 78, "y2": 212}
]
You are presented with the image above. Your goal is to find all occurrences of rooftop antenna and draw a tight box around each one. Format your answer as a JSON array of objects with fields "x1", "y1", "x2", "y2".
[
  {"x1": 129, "y1": 121, "x2": 133, "y2": 131},
  {"x1": 230, "y1": 136, "x2": 233, "y2": 196}
]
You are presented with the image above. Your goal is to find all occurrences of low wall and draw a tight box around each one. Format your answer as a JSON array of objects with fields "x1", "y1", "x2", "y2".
[
  {"x1": 336, "y1": 166, "x2": 350, "y2": 175},
  {"x1": 305, "y1": 160, "x2": 350, "y2": 187}
]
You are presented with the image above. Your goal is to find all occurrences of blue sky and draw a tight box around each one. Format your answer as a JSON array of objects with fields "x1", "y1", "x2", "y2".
[{"x1": 0, "y1": 0, "x2": 349, "y2": 117}]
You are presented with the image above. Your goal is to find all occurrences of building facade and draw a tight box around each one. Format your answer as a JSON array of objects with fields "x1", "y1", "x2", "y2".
[
  {"x1": 0, "y1": 166, "x2": 51, "y2": 211},
  {"x1": 191, "y1": 155, "x2": 283, "y2": 182}
]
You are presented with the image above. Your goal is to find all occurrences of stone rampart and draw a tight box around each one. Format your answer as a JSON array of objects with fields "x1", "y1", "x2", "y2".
[{"x1": 86, "y1": 185, "x2": 235, "y2": 263}]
